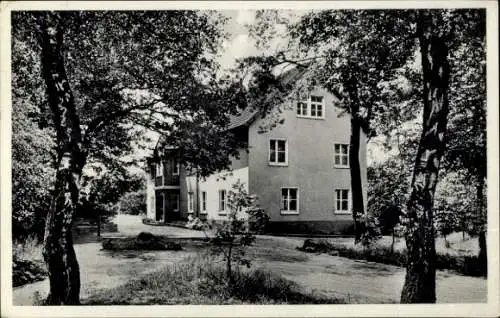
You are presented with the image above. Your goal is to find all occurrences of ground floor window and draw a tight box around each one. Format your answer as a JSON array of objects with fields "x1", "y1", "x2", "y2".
[
  {"x1": 188, "y1": 192, "x2": 194, "y2": 213},
  {"x1": 201, "y1": 191, "x2": 207, "y2": 213},
  {"x1": 172, "y1": 193, "x2": 180, "y2": 212},
  {"x1": 335, "y1": 189, "x2": 350, "y2": 213},
  {"x1": 219, "y1": 190, "x2": 227, "y2": 213},
  {"x1": 281, "y1": 188, "x2": 298, "y2": 214}
]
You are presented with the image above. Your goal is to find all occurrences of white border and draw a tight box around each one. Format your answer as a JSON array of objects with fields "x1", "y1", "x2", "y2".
[{"x1": 1, "y1": 1, "x2": 499, "y2": 317}]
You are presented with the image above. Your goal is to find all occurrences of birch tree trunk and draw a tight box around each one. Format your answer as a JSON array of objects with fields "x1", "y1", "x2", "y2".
[
  {"x1": 345, "y1": 72, "x2": 366, "y2": 241},
  {"x1": 401, "y1": 11, "x2": 450, "y2": 303},
  {"x1": 38, "y1": 12, "x2": 85, "y2": 305},
  {"x1": 349, "y1": 117, "x2": 365, "y2": 241}
]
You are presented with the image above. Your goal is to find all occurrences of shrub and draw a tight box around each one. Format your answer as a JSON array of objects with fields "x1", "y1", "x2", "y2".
[
  {"x1": 210, "y1": 181, "x2": 269, "y2": 285},
  {"x1": 12, "y1": 237, "x2": 47, "y2": 287}
]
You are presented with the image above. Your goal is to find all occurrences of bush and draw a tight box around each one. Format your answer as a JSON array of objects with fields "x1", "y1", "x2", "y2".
[
  {"x1": 12, "y1": 237, "x2": 47, "y2": 287},
  {"x1": 298, "y1": 238, "x2": 486, "y2": 277},
  {"x1": 101, "y1": 232, "x2": 182, "y2": 251}
]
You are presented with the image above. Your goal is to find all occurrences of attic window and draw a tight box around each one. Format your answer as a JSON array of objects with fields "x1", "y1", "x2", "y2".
[{"x1": 296, "y1": 95, "x2": 325, "y2": 119}]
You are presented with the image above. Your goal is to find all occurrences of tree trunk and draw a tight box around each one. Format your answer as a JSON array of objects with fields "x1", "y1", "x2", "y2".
[
  {"x1": 226, "y1": 244, "x2": 233, "y2": 285},
  {"x1": 401, "y1": 11, "x2": 450, "y2": 304},
  {"x1": 38, "y1": 12, "x2": 85, "y2": 305},
  {"x1": 345, "y1": 73, "x2": 366, "y2": 242},
  {"x1": 391, "y1": 228, "x2": 395, "y2": 254},
  {"x1": 476, "y1": 176, "x2": 487, "y2": 276},
  {"x1": 96, "y1": 212, "x2": 101, "y2": 237}
]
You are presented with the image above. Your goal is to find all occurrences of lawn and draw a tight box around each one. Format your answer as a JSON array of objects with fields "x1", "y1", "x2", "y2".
[{"x1": 82, "y1": 254, "x2": 344, "y2": 305}]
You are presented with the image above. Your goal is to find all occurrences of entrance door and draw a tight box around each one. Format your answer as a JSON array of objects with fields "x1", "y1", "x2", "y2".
[
  {"x1": 155, "y1": 193, "x2": 165, "y2": 222},
  {"x1": 165, "y1": 192, "x2": 180, "y2": 221}
]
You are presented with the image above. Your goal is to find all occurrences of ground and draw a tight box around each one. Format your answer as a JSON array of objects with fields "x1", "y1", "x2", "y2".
[{"x1": 12, "y1": 215, "x2": 487, "y2": 305}]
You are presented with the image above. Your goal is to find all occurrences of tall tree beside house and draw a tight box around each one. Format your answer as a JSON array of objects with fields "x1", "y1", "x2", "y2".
[
  {"x1": 245, "y1": 9, "x2": 486, "y2": 303},
  {"x1": 12, "y1": 10, "x2": 241, "y2": 304}
]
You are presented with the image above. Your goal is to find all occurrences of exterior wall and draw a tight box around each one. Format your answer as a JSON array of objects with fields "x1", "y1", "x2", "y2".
[
  {"x1": 186, "y1": 167, "x2": 249, "y2": 222},
  {"x1": 146, "y1": 168, "x2": 156, "y2": 220},
  {"x1": 248, "y1": 87, "x2": 368, "y2": 232}
]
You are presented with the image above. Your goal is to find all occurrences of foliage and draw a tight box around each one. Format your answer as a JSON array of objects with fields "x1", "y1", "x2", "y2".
[
  {"x1": 117, "y1": 191, "x2": 146, "y2": 216},
  {"x1": 210, "y1": 181, "x2": 269, "y2": 284},
  {"x1": 12, "y1": 237, "x2": 47, "y2": 287},
  {"x1": 78, "y1": 167, "x2": 144, "y2": 220},
  {"x1": 11, "y1": 37, "x2": 56, "y2": 241},
  {"x1": 82, "y1": 255, "x2": 342, "y2": 305}
]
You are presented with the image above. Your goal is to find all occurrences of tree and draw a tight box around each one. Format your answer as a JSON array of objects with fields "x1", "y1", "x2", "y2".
[
  {"x1": 12, "y1": 10, "x2": 242, "y2": 304},
  {"x1": 246, "y1": 8, "x2": 486, "y2": 303},
  {"x1": 211, "y1": 181, "x2": 268, "y2": 285},
  {"x1": 78, "y1": 167, "x2": 144, "y2": 236},
  {"x1": 246, "y1": 10, "x2": 416, "y2": 241},
  {"x1": 400, "y1": 9, "x2": 485, "y2": 303}
]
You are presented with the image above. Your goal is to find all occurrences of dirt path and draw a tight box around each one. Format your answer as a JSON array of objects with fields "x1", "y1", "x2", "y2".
[{"x1": 250, "y1": 237, "x2": 487, "y2": 303}]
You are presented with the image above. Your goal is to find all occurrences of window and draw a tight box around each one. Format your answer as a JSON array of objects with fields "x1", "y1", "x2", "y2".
[
  {"x1": 172, "y1": 193, "x2": 180, "y2": 211},
  {"x1": 335, "y1": 189, "x2": 350, "y2": 213},
  {"x1": 334, "y1": 144, "x2": 349, "y2": 168},
  {"x1": 296, "y1": 101, "x2": 308, "y2": 116},
  {"x1": 296, "y1": 95, "x2": 325, "y2": 119},
  {"x1": 281, "y1": 188, "x2": 299, "y2": 214},
  {"x1": 173, "y1": 158, "x2": 180, "y2": 176},
  {"x1": 269, "y1": 139, "x2": 288, "y2": 165},
  {"x1": 201, "y1": 191, "x2": 207, "y2": 214},
  {"x1": 218, "y1": 190, "x2": 227, "y2": 213},
  {"x1": 156, "y1": 162, "x2": 163, "y2": 177},
  {"x1": 188, "y1": 192, "x2": 194, "y2": 213}
]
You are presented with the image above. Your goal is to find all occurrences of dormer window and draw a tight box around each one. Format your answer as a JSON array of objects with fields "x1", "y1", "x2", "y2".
[{"x1": 296, "y1": 95, "x2": 325, "y2": 119}]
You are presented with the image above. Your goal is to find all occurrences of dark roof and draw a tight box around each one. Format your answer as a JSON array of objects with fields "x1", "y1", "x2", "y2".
[
  {"x1": 226, "y1": 107, "x2": 258, "y2": 130},
  {"x1": 226, "y1": 64, "x2": 310, "y2": 130}
]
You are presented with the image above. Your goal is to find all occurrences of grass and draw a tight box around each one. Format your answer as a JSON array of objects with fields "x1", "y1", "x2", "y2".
[
  {"x1": 298, "y1": 236, "x2": 486, "y2": 277},
  {"x1": 83, "y1": 255, "x2": 345, "y2": 305}
]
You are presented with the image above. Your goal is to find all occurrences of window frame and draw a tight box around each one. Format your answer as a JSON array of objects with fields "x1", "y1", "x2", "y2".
[
  {"x1": 269, "y1": 138, "x2": 288, "y2": 166},
  {"x1": 201, "y1": 191, "x2": 207, "y2": 214},
  {"x1": 218, "y1": 189, "x2": 227, "y2": 215},
  {"x1": 334, "y1": 189, "x2": 351, "y2": 214},
  {"x1": 334, "y1": 143, "x2": 350, "y2": 168},
  {"x1": 187, "y1": 192, "x2": 194, "y2": 213},
  {"x1": 156, "y1": 161, "x2": 164, "y2": 177},
  {"x1": 172, "y1": 193, "x2": 180, "y2": 212},
  {"x1": 296, "y1": 95, "x2": 325, "y2": 119},
  {"x1": 280, "y1": 187, "x2": 299, "y2": 215},
  {"x1": 172, "y1": 158, "x2": 180, "y2": 176}
]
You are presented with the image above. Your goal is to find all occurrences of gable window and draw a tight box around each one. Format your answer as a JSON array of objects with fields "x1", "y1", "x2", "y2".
[
  {"x1": 281, "y1": 188, "x2": 299, "y2": 214},
  {"x1": 173, "y1": 158, "x2": 180, "y2": 176},
  {"x1": 218, "y1": 190, "x2": 227, "y2": 214},
  {"x1": 201, "y1": 191, "x2": 207, "y2": 214},
  {"x1": 335, "y1": 189, "x2": 350, "y2": 214},
  {"x1": 334, "y1": 144, "x2": 349, "y2": 168},
  {"x1": 296, "y1": 95, "x2": 325, "y2": 119},
  {"x1": 188, "y1": 192, "x2": 194, "y2": 213},
  {"x1": 172, "y1": 193, "x2": 180, "y2": 212},
  {"x1": 269, "y1": 139, "x2": 288, "y2": 166}
]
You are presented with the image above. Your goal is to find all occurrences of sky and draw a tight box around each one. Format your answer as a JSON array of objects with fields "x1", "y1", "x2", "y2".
[{"x1": 218, "y1": 10, "x2": 259, "y2": 70}]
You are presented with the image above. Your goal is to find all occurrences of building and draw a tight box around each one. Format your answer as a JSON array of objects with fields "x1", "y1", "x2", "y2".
[{"x1": 145, "y1": 73, "x2": 367, "y2": 234}]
